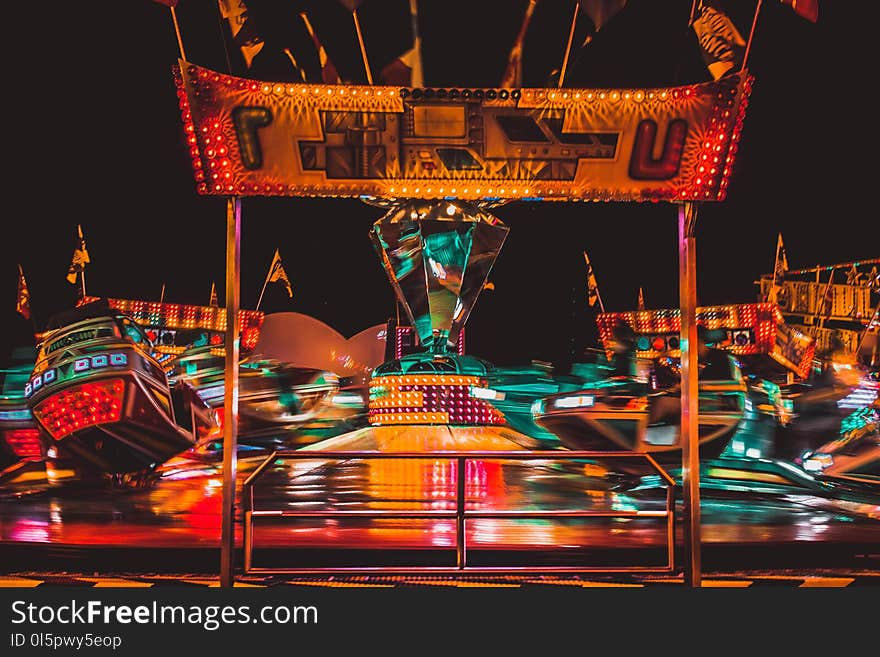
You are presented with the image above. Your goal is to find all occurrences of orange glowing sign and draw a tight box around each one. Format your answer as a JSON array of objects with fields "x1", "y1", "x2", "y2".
[
  {"x1": 598, "y1": 303, "x2": 816, "y2": 378},
  {"x1": 81, "y1": 296, "x2": 264, "y2": 351},
  {"x1": 175, "y1": 60, "x2": 752, "y2": 202}
]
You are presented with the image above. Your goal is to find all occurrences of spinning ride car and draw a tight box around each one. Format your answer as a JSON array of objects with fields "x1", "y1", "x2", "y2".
[
  {"x1": 533, "y1": 303, "x2": 814, "y2": 461},
  {"x1": 24, "y1": 301, "x2": 217, "y2": 474}
]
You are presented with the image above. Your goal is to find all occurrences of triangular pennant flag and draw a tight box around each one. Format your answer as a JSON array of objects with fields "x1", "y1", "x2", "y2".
[
  {"x1": 381, "y1": 1, "x2": 423, "y2": 87},
  {"x1": 780, "y1": 0, "x2": 818, "y2": 23},
  {"x1": 638, "y1": 287, "x2": 645, "y2": 311},
  {"x1": 381, "y1": 40, "x2": 423, "y2": 87},
  {"x1": 218, "y1": 0, "x2": 265, "y2": 69},
  {"x1": 583, "y1": 251, "x2": 603, "y2": 312},
  {"x1": 267, "y1": 249, "x2": 293, "y2": 298},
  {"x1": 692, "y1": 3, "x2": 746, "y2": 80},
  {"x1": 768, "y1": 233, "x2": 789, "y2": 305},
  {"x1": 66, "y1": 224, "x2": 90, "y2": 285},
  {"x1": 17, "y1": 264, "x2": 30, "y2": 320}
]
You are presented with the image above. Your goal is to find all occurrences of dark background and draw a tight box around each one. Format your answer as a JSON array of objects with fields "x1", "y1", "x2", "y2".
[{"x1": 4, "y1": 0, "x2": 876, "y2": 368}]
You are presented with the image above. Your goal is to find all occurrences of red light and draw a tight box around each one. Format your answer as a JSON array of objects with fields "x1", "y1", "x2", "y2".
[
  {"x1": 3, "y1": 429, "x2": 43, "y2": 458},
  {"x1": 33, "y1": 379, "x2": 125, "y2": 440}
]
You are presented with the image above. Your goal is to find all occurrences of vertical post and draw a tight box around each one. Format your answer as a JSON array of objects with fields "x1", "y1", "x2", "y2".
[
  {"x1": 352, "y1": 10, "x2": 374, "y2": 85},
  {"x1": 557, "y1": 2, "x2": 580, "y2": 88},
  {"x1": 741, "y1": 0, "x2": 763, "y2": 72},
  {"x1": 678, "y1": 202, "x2": 701, "y2": 587},
  {"x1": 169, "y1": 6, "x2": 187, "y2": 61},
  {"x1": 456, "y1": 456, "x2": 466, "y2": 569},
  {"x1": 220, "y1": 196, "x2": 241, "y2": 588}
]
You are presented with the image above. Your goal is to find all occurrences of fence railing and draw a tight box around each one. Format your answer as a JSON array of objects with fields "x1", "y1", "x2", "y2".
[{"x1": 242, "y1": 450, "x2": 676, "y2": 575}]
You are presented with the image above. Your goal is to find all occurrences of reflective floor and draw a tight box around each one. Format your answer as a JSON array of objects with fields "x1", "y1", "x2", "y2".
[{"x1": 1, "y1": 424, "x2": 877, "y2": 573}]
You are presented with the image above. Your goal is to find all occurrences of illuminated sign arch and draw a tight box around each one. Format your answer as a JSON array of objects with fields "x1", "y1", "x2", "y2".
[{"x1": 175, "y1": 60, "x2": 752, "y2": 203}]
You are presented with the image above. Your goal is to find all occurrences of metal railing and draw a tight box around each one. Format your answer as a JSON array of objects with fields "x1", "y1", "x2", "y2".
[{"x1": 242, "y1": 450, "x2": 676, "y2": 575}]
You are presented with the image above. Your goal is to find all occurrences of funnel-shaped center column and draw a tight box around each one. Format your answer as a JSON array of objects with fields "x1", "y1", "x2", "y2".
[{"x1": 370, "y1": 200, "x2": 508, "y2": 353}]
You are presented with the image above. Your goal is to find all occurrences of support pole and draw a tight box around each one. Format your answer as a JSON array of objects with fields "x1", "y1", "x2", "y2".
[
  {"x1": 558, "y1": 2, "x2": 580, "y2": 88},
  {"x1": 220, "y1": 196, "x2": 241, "y2": 588},
  {"x1": 352, "y1": 10, "x2": 373, "y2": 85},
  {"x1": 741, "y1": 0, "x2": 763, "y2": 72},
  {"x1": 678, "y1": 201, "x2": 701, "y2": 588},
  {"x1": 170, "y1": 6, "x2": 187, "y2": 61}
]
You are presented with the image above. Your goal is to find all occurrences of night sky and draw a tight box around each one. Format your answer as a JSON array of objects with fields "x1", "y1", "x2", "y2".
[{"x1": 4, "y1": 0, "x2": 876, "y2": 368}]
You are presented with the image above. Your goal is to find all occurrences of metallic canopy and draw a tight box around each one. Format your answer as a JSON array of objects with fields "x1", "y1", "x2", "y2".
[{"x1": 370, "y1": 201, "x2": 507, "y2": 352}]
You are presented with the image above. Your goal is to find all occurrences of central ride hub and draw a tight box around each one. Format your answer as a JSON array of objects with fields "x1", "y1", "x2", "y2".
[{"x1": 368, "y1": 199, "x2": 508, "y2": 427}]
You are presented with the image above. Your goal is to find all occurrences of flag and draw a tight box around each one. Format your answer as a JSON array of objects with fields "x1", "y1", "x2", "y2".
[
  {"x1": 500, "y1": 0, "x2": 538, "y2": 88},
  {"x1": 638, "y1": 287, "x2": 645, "y2": 311},
  {"x1": 767, "y1": 232, "x2": 788, "y2": 305},
  {"x1": 381, "y1": 1, "x2": 424, "y2": 87},
  {"x1": 218, "y1": 0, "x2": 264, "y2": 69},
  {"x1": 267, "y1": 249, "x2": 293, "y2": 298},
  {"x1": 210, "y1": 282, "x2": 219, "y2": 307},
  {"x1": 780, "y1": 0, "x2": 818, "y2": 23},
  {"x1": 66, "y1": 224, "x2": 90, "y2": 285},
  {"x1": 152, "y1": 0, "x2": 178, "y2": 6},
  {"x1": 692, "y1": 3, "x2": 746, "y2": 80},
  {"x1": 580, "y1": 0, "x2": 628, "y2": 32},
  {"x1": 483, "y1": 280, "x2": 495, "y2": 291},
  {"x1": 866, "y1": 266, "x2": 879, "y2": 292},
  {"x1": 337, "y1": 0, "x2": 366, "y2": 10},
  {"x1": 301, "y1": 12, "x2": 341, "y2": 84},
  {"x1": 583, "y1": 251, "x2": 603, "y2": 311},
  {"x1": 16, "y1": 264, "x2": 30, "y2": 320}
]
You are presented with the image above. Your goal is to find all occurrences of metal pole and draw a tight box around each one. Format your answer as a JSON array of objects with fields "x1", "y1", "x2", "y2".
[
  {"x1": 220, "y1": 196, "x2": 241, "y2": 588},
  {"x1": 558, "y1": 2, "x2": 580, "y2": 88},
  {"x1": 678, "y1": 202, "x2": 701, "y2": 587},
  {"x1": 352, "y1": 10, "x2": 373, "y2": 85},
  {"x1": 169, "y1": 6, "x2": 187, "y2": 61},
  {"x1": 456, "y1": 456, "x2": 466, "y2": 569},
  {"x1": 741, "y1": 0, "x2": 763, "y2": 72}
]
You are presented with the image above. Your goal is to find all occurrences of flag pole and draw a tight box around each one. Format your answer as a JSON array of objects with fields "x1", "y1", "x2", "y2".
[
  {"x1": 352, "y1": 10, "x2": 374, "y2": 84},
  {"x1": 741, "y1": 0, "x2": 763, "y2": 72},
  {"x1": 283, "y1": 49, "x2": 307, "y2": 81},
  {"x1": 169, "y1": 6, "x2": 187, "y2": 61},
  {"x1": 558, "y1": 1, "x2": 580, "y2": 88},
  {"x1": 255, "y1": 254, "x2": 273, "y2": 312},
  {"x1": 409, "y1": 0, "x2": 422, "y2": 79},
  {"x1": 255, "y1": 275, "x2": 270, "y2": 313},
  {"x1": 689, "y1": 0, "x2": 700, "y2": 25},
  {"x1": 160, "y1": 283, "x2": 166, "y2": 305},
  {"x1": 220, "y1": 196, "x2": 241, "y2": 588}
]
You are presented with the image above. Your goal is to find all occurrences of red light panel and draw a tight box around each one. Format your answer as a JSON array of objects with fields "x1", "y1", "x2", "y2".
[
  {"x1": 3, "y1": 429, "x2": 43, "y2": 458},
  {"x1": 33, "y1": 379, "x2": 125, "y2": 440}
]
